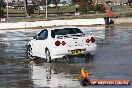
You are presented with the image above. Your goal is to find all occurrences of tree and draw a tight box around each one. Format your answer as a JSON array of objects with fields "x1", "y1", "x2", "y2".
[
  {"x1": 0, "y1": 0, "x2": 5, "y2": 8},
  {"x1": 72, "y1": 0, "x2": 93, "y2": 13},
  {"x1": 81, "y1": 0, "x2": 92, "y2": 12},
  {"x1": 17, "y1": 0, "x2": 20, "y2": 3},
  {"x1": 32, "y1": 0, "x2": 45, "y2": 15},
  {"x1": 32, "y1": 0, "x2": 60, "y2": 15},
  {"x1": 24, "y1": 0, "x2": 30, "y2": 16},
  {"x1": 79, "y1": 0, "x2": 92, "y2": 13},
  {"x1": 0, "y1": 0, "x2": 5, "y2": 17},
  {"x1": 24, "y1": 0, "x2": 34, "y2": 16},
  {"x1": 128, "y1": 0, "x2": 132, "y2": 4}
]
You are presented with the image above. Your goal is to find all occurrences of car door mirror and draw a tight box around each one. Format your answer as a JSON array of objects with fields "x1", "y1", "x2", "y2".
[{"x1": 33, "y1": 36, "x2": 38, "y2": 40}]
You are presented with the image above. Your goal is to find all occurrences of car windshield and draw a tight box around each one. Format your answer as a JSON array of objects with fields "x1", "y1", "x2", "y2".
[{"x1": 51, "y1": 28, "x2": 83, "y2": 38}]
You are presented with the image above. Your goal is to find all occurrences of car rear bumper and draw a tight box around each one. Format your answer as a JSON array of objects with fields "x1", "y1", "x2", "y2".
[{"x1": 50, "y1": 44, "x2": 97, "y2": 59}]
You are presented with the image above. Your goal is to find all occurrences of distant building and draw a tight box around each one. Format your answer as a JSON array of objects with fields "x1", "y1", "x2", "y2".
[
  {"x1": 105, "y1": 0, "x2": 129, "y2": 6},
  {"x1": 107, "y1": 0, "x2": 128, "y2": 3},
  {"x1": 92, "y1": 0, "x2": 128, "y2": 5}
]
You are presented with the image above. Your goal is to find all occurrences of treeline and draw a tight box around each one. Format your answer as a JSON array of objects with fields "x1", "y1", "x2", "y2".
[{"x1": 0, "y1": 0, "x2": 106, "y2": 17}]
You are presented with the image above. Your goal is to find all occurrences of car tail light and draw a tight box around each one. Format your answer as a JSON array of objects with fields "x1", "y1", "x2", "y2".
[
  {"x1": 62, "y1": 41, "x2": 66, "y2": 46},
  {"x1": 90, "y1": 37, "x2": 95, "y2": 43},
  {"x1": 55, "y1": 40, "x2": 61, "y2": 46},
  {"x1": 86, "y1": 39, "x2": 90, "y2": 43},
  {"x1": 55, "y1": 41, "x2": 66, "y2": 46}
]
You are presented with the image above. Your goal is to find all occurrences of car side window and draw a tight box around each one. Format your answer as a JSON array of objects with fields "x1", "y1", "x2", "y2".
[{"x1": 37, "y1": 30, "x2": 48, "y2": 40}]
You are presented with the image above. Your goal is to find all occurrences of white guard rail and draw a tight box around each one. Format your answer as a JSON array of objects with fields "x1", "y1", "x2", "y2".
[{"x1": 0, "y1": 18, "x2": 105, "y2": 29}]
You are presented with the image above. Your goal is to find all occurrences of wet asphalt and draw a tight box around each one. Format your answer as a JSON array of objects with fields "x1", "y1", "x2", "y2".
[{"x1": 0, "y1": 27, "x2": 132, "y2": 88}]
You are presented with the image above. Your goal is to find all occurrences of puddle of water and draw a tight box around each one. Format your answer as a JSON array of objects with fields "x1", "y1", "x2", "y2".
[{"x1": 0, "y1": 27, "x2": 132, "y2": 88}]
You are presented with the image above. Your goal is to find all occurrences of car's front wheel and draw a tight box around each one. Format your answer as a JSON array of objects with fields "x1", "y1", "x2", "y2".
[
  {"x1": 45, "y1": 49, "x2": 52, "y2": 63},
  {"x1": 27, "y1": 45, "x2": 36, "y2": 60}
]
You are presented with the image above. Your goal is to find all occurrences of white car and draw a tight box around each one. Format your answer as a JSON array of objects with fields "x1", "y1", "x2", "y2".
[{"x1": 27, "y1": 26, "x2": 97, "y2": 62}]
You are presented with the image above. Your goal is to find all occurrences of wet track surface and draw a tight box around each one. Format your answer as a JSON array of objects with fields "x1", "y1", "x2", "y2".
[{"x1": 0, "y1": 27, "x2": 132, "y2": 88}]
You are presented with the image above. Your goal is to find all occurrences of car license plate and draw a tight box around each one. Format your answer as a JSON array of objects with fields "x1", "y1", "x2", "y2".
[{"x1": 71, "y1": 50, "x2": 82, "y2": 55}]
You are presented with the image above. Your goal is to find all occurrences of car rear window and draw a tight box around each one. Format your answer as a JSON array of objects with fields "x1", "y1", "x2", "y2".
[{"x1": 51, "y1": 28, "x2": 83, "y2": 38}]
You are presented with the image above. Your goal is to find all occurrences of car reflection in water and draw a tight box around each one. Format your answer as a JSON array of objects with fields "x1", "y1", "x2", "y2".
[{"x1": 28, "y1": 56, "x2": 95, "y2": 88}]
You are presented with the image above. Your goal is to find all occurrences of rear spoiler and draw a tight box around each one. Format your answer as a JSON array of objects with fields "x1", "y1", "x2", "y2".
[{"x1": 55, "y1": 33, "x2": 85, "y2": 39}]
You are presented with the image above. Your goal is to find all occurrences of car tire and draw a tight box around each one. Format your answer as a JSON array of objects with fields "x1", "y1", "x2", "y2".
[
  {"x1": 45, "y1": 49, "x2": 52, "y2": 63},
  {"x1": 27, "y1": 45, "x2": 36, "y2": 60}
]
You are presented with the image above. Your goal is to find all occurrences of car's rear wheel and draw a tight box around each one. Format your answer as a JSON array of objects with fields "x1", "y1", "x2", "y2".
[
  {"x1": 45, "y1": 49, "x2": 52, "y2": 63},
  {"x1": 27, "y1": 45, "x2": 36, "y2": 60}
]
